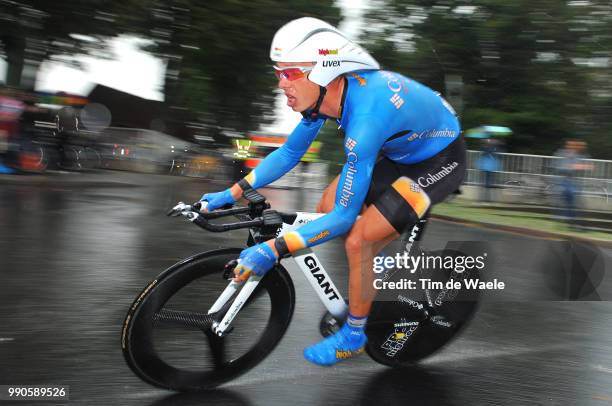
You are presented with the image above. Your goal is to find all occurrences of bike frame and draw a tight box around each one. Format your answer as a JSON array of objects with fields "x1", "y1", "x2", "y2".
[{"x1": 207, "y1": 211, "x2": 348, "y2": 336}]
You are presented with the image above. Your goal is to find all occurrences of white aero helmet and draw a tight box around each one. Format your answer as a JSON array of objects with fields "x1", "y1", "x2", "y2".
[{"x1": 270, "y1": 17, "x2": 380, "y2": 87}]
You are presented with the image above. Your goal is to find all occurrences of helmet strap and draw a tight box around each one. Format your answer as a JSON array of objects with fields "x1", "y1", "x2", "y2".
[{"x1": 302, "y1": 86, "x2": 327, "y2": 120}]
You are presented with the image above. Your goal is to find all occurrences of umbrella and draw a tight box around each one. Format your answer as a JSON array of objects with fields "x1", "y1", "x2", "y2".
[{"x1": 465, "y1": 125, "x2": 512, "y2": 139}]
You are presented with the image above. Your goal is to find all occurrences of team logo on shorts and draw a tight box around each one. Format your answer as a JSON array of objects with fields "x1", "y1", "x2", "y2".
[{"x1": 345, "y1": 138, "x2": 357, "y2": 151}]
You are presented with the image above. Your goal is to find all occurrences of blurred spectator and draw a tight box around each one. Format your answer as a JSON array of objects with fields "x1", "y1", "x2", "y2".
[
  {"x1": 0, "y1": 87, "x2": 25, "y2": 174},
  {"x1": 554, "y1": 139, "x2": 593, "y2": 228},
  {"x1": 17, "y1": 91, "x2": 52, "y2": 172},
  {"x1": 55, "y1": 106, "x2": 80, "y2": 169},
  {"x1": 477, "y1": 138, "x2": 503, "y2": 202}
]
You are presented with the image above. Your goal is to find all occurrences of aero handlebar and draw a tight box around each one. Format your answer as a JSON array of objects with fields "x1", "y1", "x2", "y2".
[{"x1": 167, "y1": 188, "x2": 275, "y2": 233}]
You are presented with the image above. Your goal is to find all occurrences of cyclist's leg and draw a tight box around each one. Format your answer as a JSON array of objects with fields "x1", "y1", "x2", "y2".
[
  {"x1": 345, "y1": 206, "x2": 399, "y2": 316},
  {"x1": 305, "y1": 178, "x2": 397, "y2": 366},
  {"x1": 350, "y1": 135, "x2": 467, "y2": 311},
  {"x1": 316, "y1": 173, "x2": 386, "y2": 314},
  {"x1": 305, "y1": 137, "x2": 466, "y2": 366},
  {"x1": 304, "y1": 178, "x2": 427, "y2": 366}
]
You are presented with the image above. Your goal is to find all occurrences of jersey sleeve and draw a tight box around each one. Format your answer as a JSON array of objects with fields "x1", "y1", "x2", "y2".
[
  {"x1": 243, "y1": 117, "x2": 325, "y2": 189},
  {"x1": 278, "y1": 115, "x2": 387, "y2": 252}
]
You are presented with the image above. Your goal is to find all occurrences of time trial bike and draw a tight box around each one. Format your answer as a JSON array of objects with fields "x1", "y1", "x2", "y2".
[{"x1": 121, "y1": 188, "x2": 481, "y2": 391}]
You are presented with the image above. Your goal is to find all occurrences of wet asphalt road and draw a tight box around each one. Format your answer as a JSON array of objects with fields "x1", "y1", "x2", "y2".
[{"x1": 1, "y1": 170, "x2": 611, "y2": 406}]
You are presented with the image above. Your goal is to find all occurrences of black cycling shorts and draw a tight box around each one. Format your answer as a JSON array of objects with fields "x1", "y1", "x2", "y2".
[{"x1": 365, "y1": 135, "x2": 466, "y2": 233}]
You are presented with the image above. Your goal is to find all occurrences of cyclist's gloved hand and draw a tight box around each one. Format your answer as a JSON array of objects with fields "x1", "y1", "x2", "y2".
[
  {"x1": 200, "y1": 189, "x2": 236, "y2": 212},
  {"x1": 233, "y1": 243, "x2": 278, "y2": 282}
]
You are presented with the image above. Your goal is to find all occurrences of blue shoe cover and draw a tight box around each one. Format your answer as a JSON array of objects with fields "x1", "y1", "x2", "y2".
[{"x1": 304, "y1": 323, "x2": 367, "y2": 366}]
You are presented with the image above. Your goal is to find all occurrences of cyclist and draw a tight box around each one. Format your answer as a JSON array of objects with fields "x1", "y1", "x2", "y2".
[{"x1": 200, "y1": 17, "x2": 466, "y2": 366}]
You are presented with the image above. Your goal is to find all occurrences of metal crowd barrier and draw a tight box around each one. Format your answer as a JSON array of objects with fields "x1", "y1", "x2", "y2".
[{"x1": 465, "y1": 151, "x2": 612, "y2": 201}]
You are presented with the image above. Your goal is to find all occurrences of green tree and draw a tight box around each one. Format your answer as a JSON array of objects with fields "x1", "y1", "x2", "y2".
[
  {"x1": 1, "y1": 1, "x2": 341, "y2": 141},
  {"x1": 362, "y1": 0, "x2": 612, "y2": 158},
  {"x1": 170, "y1": 1, "x2": 341, "y2": 139},
  {"x1": 0, "y1": 0, "x2": 152, "y2": 87}
]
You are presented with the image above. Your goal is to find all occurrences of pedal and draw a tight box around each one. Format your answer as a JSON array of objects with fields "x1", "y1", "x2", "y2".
[{"x1": 319, "y1": 310, "x2": 346, "y2": 337}]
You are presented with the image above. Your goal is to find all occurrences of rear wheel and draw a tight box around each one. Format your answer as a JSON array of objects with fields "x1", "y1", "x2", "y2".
[
  {"x1": 365, "y1": 249, "x2": 480, "y2": 367},
  {"x1": 122, "y1": 248, "x2": 295, "y2": 391}
]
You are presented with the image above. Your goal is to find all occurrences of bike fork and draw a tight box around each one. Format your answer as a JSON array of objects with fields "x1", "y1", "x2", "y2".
[{"x1": 208, "y1": 276, "x2": 263, "y2": 337}]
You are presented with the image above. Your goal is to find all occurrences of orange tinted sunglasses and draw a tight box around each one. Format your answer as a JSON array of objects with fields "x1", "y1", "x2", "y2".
[{"x1": 273, "y1": 66, "x2": 313, "y2": 81}]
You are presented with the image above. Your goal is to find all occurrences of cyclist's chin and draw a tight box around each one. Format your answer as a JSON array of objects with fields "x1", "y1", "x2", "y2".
[
  {"x1": 293, "y1": 102, "x2": 316, "y2": 114},
  {"x1": 287, "y1": 96, "x2": 315, "y2": 113},
  {"x1": 285, "y1": 95, "x2": 297, "y2": 108}
]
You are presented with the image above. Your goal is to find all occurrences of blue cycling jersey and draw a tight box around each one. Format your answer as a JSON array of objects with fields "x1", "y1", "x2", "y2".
[{"x1": 244, "y1": 70, "x2": 460, "y2": 252}]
